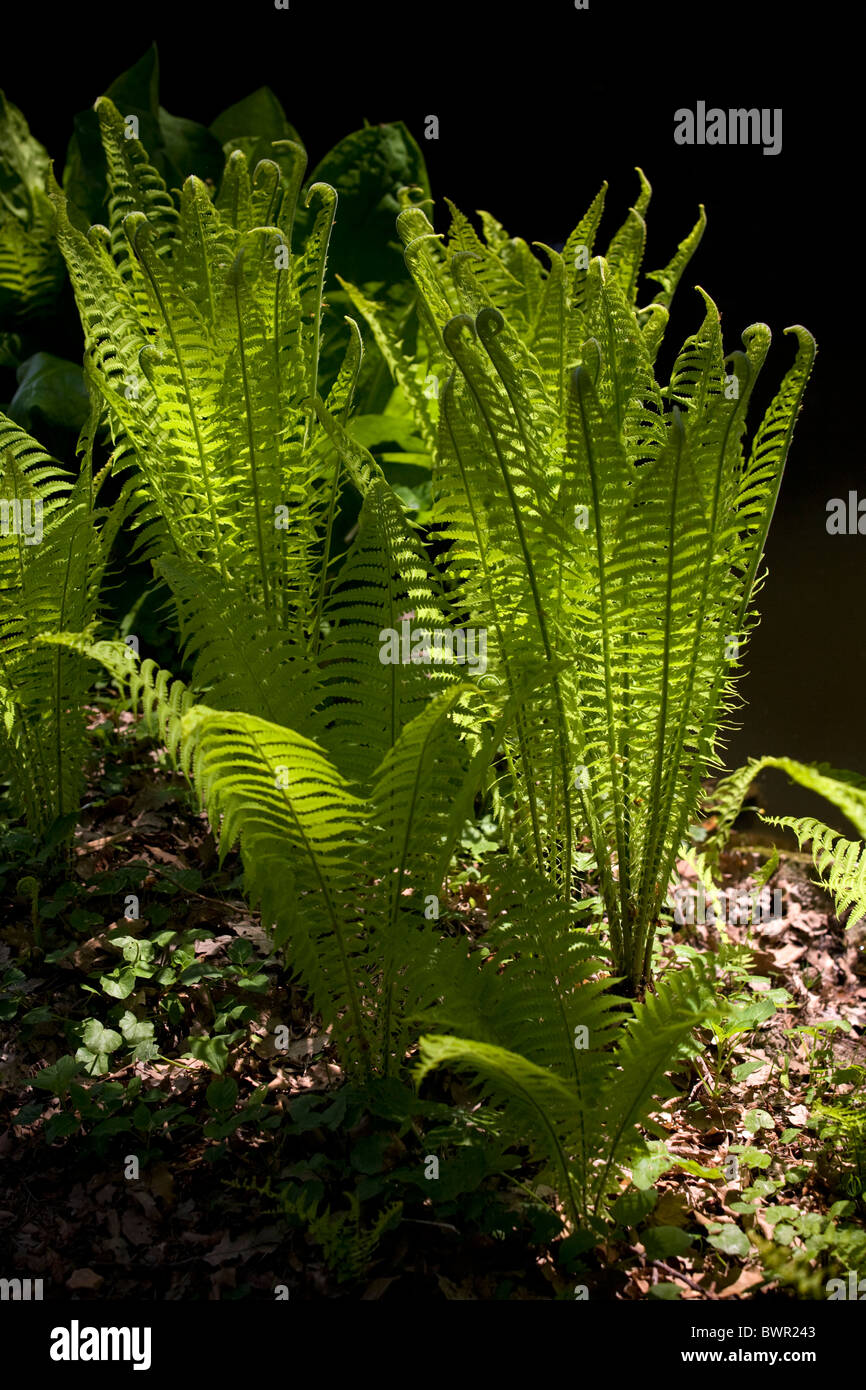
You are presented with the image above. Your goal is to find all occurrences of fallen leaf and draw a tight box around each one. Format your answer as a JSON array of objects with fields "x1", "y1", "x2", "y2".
[{"x1": 66, "y1": 1268, "x2": 104, "y2": 1291}]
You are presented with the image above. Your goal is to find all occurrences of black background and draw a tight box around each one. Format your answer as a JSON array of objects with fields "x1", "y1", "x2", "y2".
[{"x1": 1, "y1": 0, "x2": 861, "y2": 812}]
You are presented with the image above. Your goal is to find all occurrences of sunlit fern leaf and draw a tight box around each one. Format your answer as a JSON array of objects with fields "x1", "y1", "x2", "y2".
[
  {"x1": 52, "y1": 124, "x2": 352, "y2": 670},
  {"x1": 154, "y1": 554, "x2": 319, "y2": 733},
  {"x1": 377, "y1": 187, "x2": 814, "y2": 993},
  {"x1": 272, "y1": 140, "x2": 308, "y2": 248},
  {"x1": 294, "y1": 183, "x2": 337, "y2": 409},
  {"x1": 603, "y1": 168, "x2": 650, "y2": 305},
  {"x1": 444, "y1": 199, "x2": 531, "y2": 331},
  {"x1": 732, "y1": 326, "x2": 817, "y2": 622},
  {"x1": 453, "y1": 865, "x2": 618, "y2": 1075},
  {"x1": 707, "y1": 755, "x2": 866, "y2": 877},
  {"x1": 417, "y1": 951, "x2": 716, "y2": 1227},
  {"x1": 433, "y1": 864, "x2": 620, "y2": 1222},
  {"x1": 49, "y1": 178, "x2": 146, "y2": 405},
  {"x1": 94, "y1": 98, "x2": 178, "y2": 312},
  {"x1": 764, "y1": 816, "x2": 866, "y2": 930},
  {"x1": 0, "y1": 414, "x2": 117, "y2": 835},
  {"x1": 589, "y1": 951, "x2": 718, "y2": 1212},
  {"x1": 646, "y1": 204, "x2": 707, "y2": 311},
  {"x1": 215, "y1": 149, "x2": 254, "y2": 232},
  {"x1": 180, "y1": 705, "x2": 376, "y2": 1071},
  {"x1": 337, "y1": 277, "x2": 438, "y2": 453},
  {"x1": 562, "y1": 181, "x2": 607, "y2": 340},
  {"x1": 174, "y1": 176, "x2": 238, "y2": 332},
  {"x1": 417, "y1": 1034, "x2": 595, "y2": 1227},
  {"x1": 365, "y1": 682, "x2": 507, "y2": 1072},
  {"x1": 310, "y1": 424, "x2": 456, "y2": 784}
]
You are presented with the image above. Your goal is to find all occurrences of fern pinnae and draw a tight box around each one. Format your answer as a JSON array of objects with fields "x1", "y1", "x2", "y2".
[
  {"x1": 571, "y1": 358, "x2": 632, "y2": 956},
  {"x1": 298, "y1": 182, "x2": 337, "y2": 450},
  {"x1": 731, "y1": 325, "x2": 816, "y2": 632},
  {"x1": 371, "y1": 683, "x2": 470, "y2": 1073},
  {"x1": 651, "y1": 326, "x2": 816, "y2": 947},
  {"x1": 307, "y1": 324, "x2": 361, "y2": 661},
  {"x1": 443, "y1": 312, "x2": 576, "y2": 897},
  {"x1": 767, "y1": 818, "x2": 866, "y2": 929},
  {"x1": 417, "y1": 1035, "x2": 586, "y2": 1227},
  {"x1": 229, "y1": 248, "x2": 273, "y2": 610},
  {"x1": 180, "y1": 706, "x2": 374, "y2": 1069},
  {"x1": 641, "y1": 330, "x2": 755, "y2": 937},
  {"x1": 589, "y1": 953, "x2": 716, "y2": 1215},
  {"x1": 439, "y1": 373, "x2": 547, "y2": 875},
  {"x1": 128, "y1": 213, "x2": 229, "y2": 585},
  {"x1": 273, "y1": 139, "x2": 307, "y2": 251}
]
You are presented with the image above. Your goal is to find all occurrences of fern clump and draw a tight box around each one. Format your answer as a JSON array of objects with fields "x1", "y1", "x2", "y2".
[
  {"x1": 0, "y1": 412, "x2": 124, "y2": 836},
  {"x1": 325, "y1": 173, "x2": 815, "y2": 993},
  {"x1": 17, "y1": 101, "x2": 823, "y2": 1257}
]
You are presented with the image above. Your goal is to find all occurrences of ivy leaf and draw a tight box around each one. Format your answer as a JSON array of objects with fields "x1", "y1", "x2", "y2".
[
  {"x1": 631, "y1": 1152, "x2": 674, "y2": 1189},
  {"x1": 118, "y1": 1011, "x2": 154, "y2": 1045},
  {"x1": 82, "y1": 1020, "x2": 122, "y2": 1054},
  {"x1": 185, "y1": 1035, "x2": 230, "y2": 1074},
  {"x1": 707, "y1": 1225, "x2": 751, "y2": 1258},
  {"x1": 206, "y1": 1076, "x2": 238, "y2": 1112},
  {"x1": 32, "y1": 1054, "x2": 80, "y2": 1094},
  {"x1": 643, "y1": 1226, "x2": 695, "y2": 1260},
  {"x1": 99, "y1": 966, "x2": 138, "y2": 1000},
  {"x1": 743, "y1": 1108, "x2": 775, "y2": 1134}
]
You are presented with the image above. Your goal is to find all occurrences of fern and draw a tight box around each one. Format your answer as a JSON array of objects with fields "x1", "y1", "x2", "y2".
[
  {"x1": 710, "y1": 755, "x2": 866, "y2": 848},
  {"x1": 50, "y1": 100, "x2": 355, "y2": 710},
  {"x1": 328, "y1": 173, "x2": 815, "y2": 992},
  {"x1": 764, "y1": 818, "x2": 866, "y2": 929},
  {"x1": 417, "y1": 883, "x2": 718, "y2": 1227},
  {"x1": 0, "y1": 410, "x2": 122, "y2": 837},
  {"x1": 67, "y1": 627, "x2": 522, "y2": 1077},
  {"x1": 0, "y1": 92, "x2": 64, "y2": 320},
  {"x1": 707, "y1": 756, "x2": 866, "y2": 927}
]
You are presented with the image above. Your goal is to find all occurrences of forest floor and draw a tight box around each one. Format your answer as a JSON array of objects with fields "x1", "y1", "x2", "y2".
[{"x1": 1, "y1": 707, "x2": 865, "y2": 1301}]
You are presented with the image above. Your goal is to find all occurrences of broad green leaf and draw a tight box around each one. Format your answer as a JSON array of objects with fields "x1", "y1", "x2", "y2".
[
  {"x1": 707, "y1": 1224, "x2": 751, "y2": 1258},
  {"x1": 8, "y1": 354, "x2": 88, "y2": 434},
  {"x1": 643, "y1": 1225, "x2": 695, "y2": 1260},
  {"x1": 82, "y1": 1019, "x2": 122, "y2": 1054}
]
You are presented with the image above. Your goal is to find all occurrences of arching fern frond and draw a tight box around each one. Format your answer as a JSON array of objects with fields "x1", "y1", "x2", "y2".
[
  {"x1": 417, "y1": 950, "x2": 716, "y2": 1229},
  {"x1": 765, "y1": 817, "x2": 866, "y2": 929}
]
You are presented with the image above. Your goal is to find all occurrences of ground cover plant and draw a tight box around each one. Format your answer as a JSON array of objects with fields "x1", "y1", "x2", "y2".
[{"x1": 2, "y1": 57, "x2": 865, "y2": 1303}]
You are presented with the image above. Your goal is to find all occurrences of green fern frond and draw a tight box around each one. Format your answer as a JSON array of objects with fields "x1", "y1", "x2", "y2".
[
  {"x1": 707, "y1": 755, "x2": 866, "y2": 879},
  {"x1": 0, "y1": 91, "x2": 65, "y2": 319},
  {"x1": 417, "y1": 951, "x2": 716, "y2": 1227},
  {"x1": 0, "y1": 413, "x2": 116, "y2": 834},
  {"x1": 765, "y1": 816, "x2": 866, "y2": 929}
]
